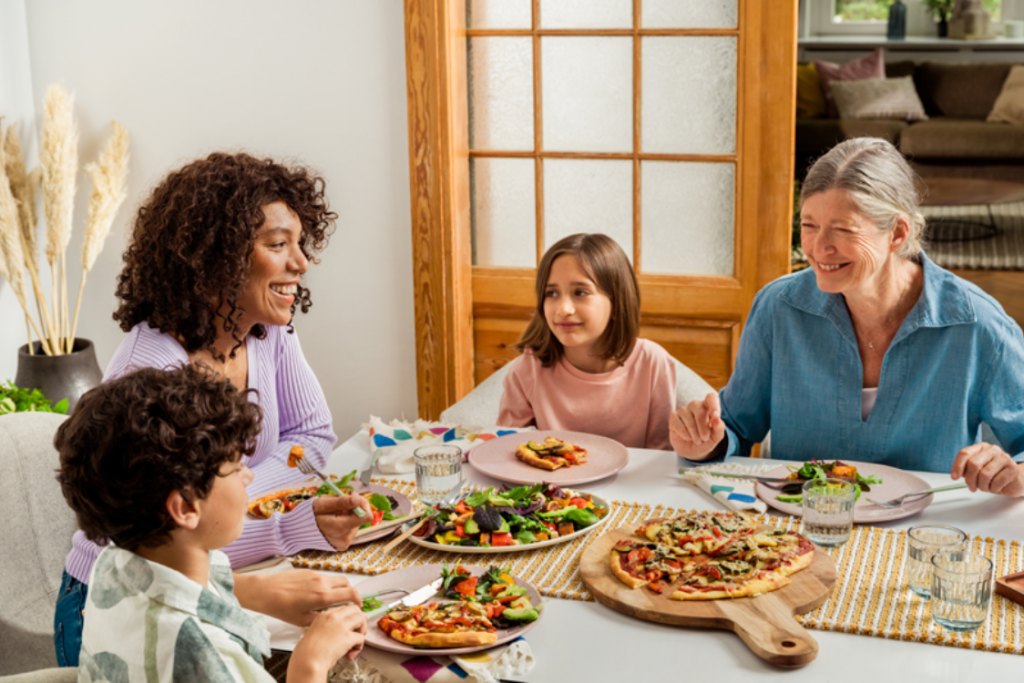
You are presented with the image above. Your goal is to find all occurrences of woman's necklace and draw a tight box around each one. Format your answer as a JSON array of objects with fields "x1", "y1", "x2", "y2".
[{"x1": 858, "y1": 276, "x2": 910, "y2": 352}]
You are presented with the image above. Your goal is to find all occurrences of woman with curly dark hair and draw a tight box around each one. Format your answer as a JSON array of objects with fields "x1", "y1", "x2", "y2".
[{"x1": 54, "y1": 152, "x2": 370, "y2": 667}]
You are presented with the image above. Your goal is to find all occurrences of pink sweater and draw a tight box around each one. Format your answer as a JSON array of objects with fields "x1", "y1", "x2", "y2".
[{"x1": 497, "y1": 338, "x2": 676, "y2": 450}]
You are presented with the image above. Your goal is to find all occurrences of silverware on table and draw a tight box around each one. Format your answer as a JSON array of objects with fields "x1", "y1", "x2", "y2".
[
  {"x1": 364, "y1": 578, "x2": 445, "y2": 619},
  {"x1": 359, "y1": 448, "x2": 384, "y2": 489},
  {"x1": 313, "y1": 587, "x2": 410, "y2": 613},
  {"x1": 702, "y1": 471, "x2": 794, "y2": 483},
  {"x1": 865, "y1": 482, "x2": 968, "y2": 508},
  {"x1": 378, "y1": 479, "x2": 468, "y2": 554},
  {"x1": 293, "y1": 450, "x2": 367, "y2": 518}
]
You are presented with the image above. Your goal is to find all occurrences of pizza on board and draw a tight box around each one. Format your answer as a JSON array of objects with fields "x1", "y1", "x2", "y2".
[
  {"x1": 609, "y1": 510, "x2": 815, "y2": 600},
  {"x1": 515, "y1": 437, "x2": 588, "y2": 471},
  {"x1": 377, "y1": 600, "x2": 498, "y2": 648}
]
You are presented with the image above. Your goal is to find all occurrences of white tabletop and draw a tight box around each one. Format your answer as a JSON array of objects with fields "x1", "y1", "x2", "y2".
[{"x1": 264, "y1": 432, "x2": 1024, "y2": 677}]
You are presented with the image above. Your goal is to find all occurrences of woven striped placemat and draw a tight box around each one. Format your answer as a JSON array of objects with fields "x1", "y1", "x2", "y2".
[{"x1": 292, "y1": 481, "x2": 1024, "y2": 655}]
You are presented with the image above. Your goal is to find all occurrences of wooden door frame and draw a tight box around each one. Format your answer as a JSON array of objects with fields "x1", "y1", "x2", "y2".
[{"x1": 404, "y1": 0, "x2": 797, "y2": 420}]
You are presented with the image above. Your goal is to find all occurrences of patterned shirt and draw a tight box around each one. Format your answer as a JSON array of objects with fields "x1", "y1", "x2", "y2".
[{"x1": 79, "y1": 545, "x2": 272, "y2": 683}]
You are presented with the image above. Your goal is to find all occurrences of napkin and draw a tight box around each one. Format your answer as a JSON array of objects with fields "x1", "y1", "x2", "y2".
[
  {"x1": 364, "y1": 416, "x2": 534, "y2": 475},
  {"x1": 328, "y1": 638, "x2": 534, "y2": 683},
  {"x1": 679, "y1": 462, "x2": 779, "y2": 513}
]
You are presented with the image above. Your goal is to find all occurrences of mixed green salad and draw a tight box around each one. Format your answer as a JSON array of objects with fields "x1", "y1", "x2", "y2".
[
  {"x1": 439, "y1": 563, "x2": 543, "y2": 625},
  {"x1": 414, "y1": 483, "x2": 608, "y2": 548},
  {"x1": 775, "y1": 459, "x2": 882, "y2": 504}
]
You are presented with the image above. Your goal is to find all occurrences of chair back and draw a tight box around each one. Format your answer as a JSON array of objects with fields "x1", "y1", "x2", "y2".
[{"x1": 0, "y1": 413, "x2": 75, "y2": 675}]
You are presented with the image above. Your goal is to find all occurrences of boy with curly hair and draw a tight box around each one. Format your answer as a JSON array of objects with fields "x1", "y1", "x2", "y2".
[{"x1": 56, "y1": 365, "x2": 365, "y2": 682}]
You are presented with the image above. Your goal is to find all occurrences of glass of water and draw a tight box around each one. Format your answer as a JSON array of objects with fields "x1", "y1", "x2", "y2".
[
  {"x1": 906, "y1": 525, "x2": 967, "y2": 598},
  {"x1": 930, "y1": 551, "x2": 994, "y2": 632},
  {"x1": 800, "y1": 478, "x2": 856, "y2": 547},
  {"x1": 414, "y1": 445, "x2": 463, "y2": 506}
]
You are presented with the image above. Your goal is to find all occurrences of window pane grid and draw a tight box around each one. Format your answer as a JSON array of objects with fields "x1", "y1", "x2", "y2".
[{"x1": 468, "y1": 0, "x2": 739, "y2": 275}]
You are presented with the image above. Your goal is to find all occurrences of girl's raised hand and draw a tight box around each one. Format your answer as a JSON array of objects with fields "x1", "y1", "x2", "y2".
[{"x1": 669, "y1": 392, "x2": 726, "y2": 461}]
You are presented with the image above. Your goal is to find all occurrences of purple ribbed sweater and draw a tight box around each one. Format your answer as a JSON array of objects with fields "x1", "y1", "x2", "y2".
[{"x1": 64, "y1": 322, "x2": 338, "y2": 584}]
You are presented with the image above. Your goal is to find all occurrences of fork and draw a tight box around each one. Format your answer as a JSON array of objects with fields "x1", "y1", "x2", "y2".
[
  {"x1": 293, "y1": 452, "x2": 367, "y2": 518},
  {"x1": 865, "y1": 482, "x2": 968, "y2": 508},
  {"x1": 359, "y1": 449, "x2": 385, "y2": 489}
]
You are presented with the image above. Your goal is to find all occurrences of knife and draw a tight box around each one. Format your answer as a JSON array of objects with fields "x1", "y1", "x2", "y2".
[
  {"x1": 702, "y1": 471, "x2": 793, "y2": 483},
  {"x1": 364, "y1": 578, "x2": 444, "y2": 619}
]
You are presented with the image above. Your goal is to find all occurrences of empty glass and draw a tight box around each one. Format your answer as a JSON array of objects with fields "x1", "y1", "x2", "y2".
[
  {"x1": 930, "y1": 552, "x2": 994, "y2": 632},
  {"x1": 413, "y1": 445, "x2": 463, "y2": 506},
  {"x1": 800, "y1": 478, "x2": 856, "y2": 547},
  {"x1": 906, "y1": 524, "x2": 967, "y2": 598}
]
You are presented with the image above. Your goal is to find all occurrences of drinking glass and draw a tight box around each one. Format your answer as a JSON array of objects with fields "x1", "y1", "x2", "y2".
[
  {"x1": 930, "y1": 551, "x2": 994, "y2": 632},
  {"x1": 800, "y1": 478, "x2": 856, "y2": 547},
  {"x1": 906, "y1": 524, "x2": 967, "y2": 598},
  {"x1": 414, "y1": 445, "x2": 463, "y2": 505}
]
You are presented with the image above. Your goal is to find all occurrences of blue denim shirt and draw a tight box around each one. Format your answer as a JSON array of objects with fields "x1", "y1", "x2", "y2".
[{"x1": 720, "y1": 253, "x2": 1024, "y2": 472}]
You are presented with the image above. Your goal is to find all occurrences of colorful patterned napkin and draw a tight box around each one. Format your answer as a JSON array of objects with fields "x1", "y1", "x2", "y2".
[
  {"x1": 328, "y1": 638, "x2": 534, "y2": 683},
  {"x1": 678, "y1": 462, "x2": 778, "y2": 513},
  {"x1": 364, "y1": 416, "x2": 534, "y2": 475}
]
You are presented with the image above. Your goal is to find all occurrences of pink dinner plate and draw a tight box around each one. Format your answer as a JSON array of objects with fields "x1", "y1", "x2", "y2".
[
  {"x1": 755, "y1": 461, "x2": 933, "y2": 523},
  {"x1": 247, "y1": 479, "x2": 411, "y2": 544},
  {"x1": 469, "y1": 430, "x2": 629, "y2": 486},
  {"x1": 361, "y1": 563, "x2": 543, "y2": 656}
]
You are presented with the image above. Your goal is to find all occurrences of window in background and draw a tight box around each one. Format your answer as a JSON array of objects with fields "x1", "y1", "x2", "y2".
[{"x1": 812, "y1": 0, "x2": 1005, "y2": 35}]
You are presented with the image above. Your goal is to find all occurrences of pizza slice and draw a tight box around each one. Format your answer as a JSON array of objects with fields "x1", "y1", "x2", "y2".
[
  {"x1": 514, "y1": 437, "x2": 588, "y2": 471},
  {"x1": 609, "y1": 539, "x2": 685, "y2": 592},
  {"x1": 377, "y1": 600, "x2": 498, "y2": 648}
]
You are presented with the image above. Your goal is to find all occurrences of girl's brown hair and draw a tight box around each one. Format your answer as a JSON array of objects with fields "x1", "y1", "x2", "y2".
[{"x1": 515, "y1": 233, "x2": 640, "y2": 367}]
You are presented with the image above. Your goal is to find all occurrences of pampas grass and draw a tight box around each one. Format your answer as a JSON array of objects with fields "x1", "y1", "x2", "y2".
[
  {"x1": 39, "y1": 85, "x2": 78, "y2": 351},
  {"x1": 0, "y1": 132, "x2": 51, "y2": 355},
  {"x1": 70, "y1": 121, "x2": 129, "y2": 345},
  {"x1": 0, "y1": 86, "x2": 129, "y2": 356}
]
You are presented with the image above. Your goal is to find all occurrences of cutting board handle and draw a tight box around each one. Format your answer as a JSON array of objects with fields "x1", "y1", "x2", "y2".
[{"x1": 722, "y1": 599, "x2": 818, "y2": 667}]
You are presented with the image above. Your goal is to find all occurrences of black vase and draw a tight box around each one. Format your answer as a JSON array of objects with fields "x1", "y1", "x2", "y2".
[
  {"x1": 938, "y1": 18, "x2": 949, "y2": 37},
  {"x1": 15, "y1": 338, "x2": 103, "y2": 413}
]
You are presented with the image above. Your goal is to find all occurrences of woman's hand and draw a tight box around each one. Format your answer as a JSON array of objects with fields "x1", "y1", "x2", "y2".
[
  {"x1": 669, "y1": 392, "x2": 727, "y2": 461},
  {"x1": 951, "y1": 443, "x2": 1024, "y2": 498},
  {"x1": 287, "y1": 605, "x2": 367, "y2": 682},
  {"x1": 313, "y1": 494, "x2": 373, "y2": 550},
  {"x1": 233, "y1": 570, "x2": 363, "y2": 627}
]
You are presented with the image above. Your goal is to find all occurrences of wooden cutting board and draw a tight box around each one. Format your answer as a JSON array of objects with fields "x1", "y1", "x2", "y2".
[{"x1": 579, "y1": 524, "x2": 838, "y2": 668}]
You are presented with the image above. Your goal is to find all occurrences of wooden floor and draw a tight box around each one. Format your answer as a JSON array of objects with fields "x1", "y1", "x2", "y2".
[{"x1": 952, "y1": 269, "x2": 1024, "y2": 328}]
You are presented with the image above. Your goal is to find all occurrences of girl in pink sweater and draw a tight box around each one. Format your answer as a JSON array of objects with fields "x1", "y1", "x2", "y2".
[{"x1": 497, "y1": 233, "x2": 676, "y2": 450}]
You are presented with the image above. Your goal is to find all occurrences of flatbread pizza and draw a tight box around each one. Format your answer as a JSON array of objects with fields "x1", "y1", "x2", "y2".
[{"x1": 514, "y1": 436, "x2": 587, "y2": 471}]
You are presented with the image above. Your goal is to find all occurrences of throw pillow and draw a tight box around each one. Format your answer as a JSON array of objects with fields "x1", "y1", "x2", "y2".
[
  {"x1": 988, "y1": 65, "x2": 1024, "y2": 125},
  {"x1": 796, "y1": 63, "x2": 827, "y2": 119},
  {"x1": 815, "y1": 48, "x2": 886, "y2": 118},
  {"x1": 831, "y1": 76, "x2": 928, "y2": 122}
]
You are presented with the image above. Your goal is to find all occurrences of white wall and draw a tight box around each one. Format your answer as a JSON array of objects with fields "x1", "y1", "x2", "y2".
[
  {"x1": 0, "y1": 0, "x2": 38, "y2": 382},
  {"x1": 12, "y1": 0, "x2": 418, "y2": 442}
]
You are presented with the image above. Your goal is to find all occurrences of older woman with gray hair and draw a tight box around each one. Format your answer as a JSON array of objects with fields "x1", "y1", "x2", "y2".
[{"x1": 671, "y1": 137, "x2": 1024, "y2": 497}]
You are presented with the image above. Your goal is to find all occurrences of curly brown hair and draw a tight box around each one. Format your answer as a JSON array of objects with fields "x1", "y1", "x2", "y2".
[
  {"x1": 55, "y1": 365, "x2": 262, "y2": 551},
  {"x1": 113, "y1": 152, "x2": 337, "y2": 358}
]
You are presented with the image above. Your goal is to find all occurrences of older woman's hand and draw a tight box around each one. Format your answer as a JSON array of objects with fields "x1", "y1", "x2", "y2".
[
  {"x1": 314, "y1": 494, "x2": 374, "y2": 550},
  {"x1": 233, "y1": 570, "x2": 363, "y2": 627},
  {"x1": 670, "y1": 392, "x2": 727, "y2": 461},
  {"x1": 951, "y1": 443, "x2": 1024, "y2": 498}
]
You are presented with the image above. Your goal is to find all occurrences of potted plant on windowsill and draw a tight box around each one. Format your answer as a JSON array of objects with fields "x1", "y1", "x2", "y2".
[
  {"x1": 924, "y1": 0, "x2": 955, "y2": 37},
  {"x1": 0, "y1": 85, "x2": 129, "y2": 412}
]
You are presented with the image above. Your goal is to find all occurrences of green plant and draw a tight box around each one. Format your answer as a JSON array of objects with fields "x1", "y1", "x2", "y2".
[
  {"x1": 923, "y1": 0, "x2": 955, "y2": 21},
  {"x1": 0, "y1": 380, "x2": 68, "y2": 415}
]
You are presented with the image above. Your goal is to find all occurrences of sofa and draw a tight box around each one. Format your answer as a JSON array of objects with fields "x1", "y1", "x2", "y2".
[
  {"x1": 796, "y1": 60, "x2": 1024, "y2": 183},
  {"x1": 0, "y1": 413, "x2": 77, "y2": 682}
]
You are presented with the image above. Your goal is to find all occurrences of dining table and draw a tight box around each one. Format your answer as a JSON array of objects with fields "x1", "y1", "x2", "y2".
[{"x1": 253, "y1": 431, "x2": 1024, "y2": 679}]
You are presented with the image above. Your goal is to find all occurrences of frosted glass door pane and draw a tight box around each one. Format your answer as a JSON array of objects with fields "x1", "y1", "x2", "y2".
[
  {"x1": 469, "y1": 38, "x2": 534, "y2": 151},
  {"x1": 472, "y1": 158, "x2": 537, "y2": 267},
  {"x1": 540, "y1": 0, "x2": 632, "y2": 28},
  {"x1": 642, "y1": 162, "x2": 734, "y2": 276},
  {"x1": 543, "y1": 38, "x2": 632, "y2": 152},
  {"x1": 642, "y1": 0, "x2": 738, "y2": 28},
  {"x1": 467, "y1": 0, "x2": 532, "y2": 29},
  {"x1": 642, "y1": 38, "x2": 736, "y2": 155},
  {"x1": 544, "y1": 159, "x2": 633, "y2": 263}
]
